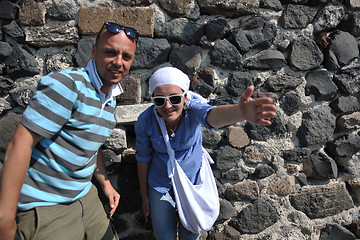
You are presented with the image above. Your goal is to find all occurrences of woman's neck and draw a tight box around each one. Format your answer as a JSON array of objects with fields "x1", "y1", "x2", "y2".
[{"x1": 165, "y1": 116, "x2": 181, "y2": 137}]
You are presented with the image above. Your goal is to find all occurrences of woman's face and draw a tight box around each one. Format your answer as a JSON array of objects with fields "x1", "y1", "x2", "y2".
[{"x1": 153, "y1": 84, "x2": 186, "y2": 124}]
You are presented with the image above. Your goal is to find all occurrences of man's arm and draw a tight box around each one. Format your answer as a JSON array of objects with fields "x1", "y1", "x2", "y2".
[
  {"x1": 94, "y1": 148, "x2": 120, "y2": 218},
  {"x1": 0, "y1": 124, "x2": 42, "y2": 240}
]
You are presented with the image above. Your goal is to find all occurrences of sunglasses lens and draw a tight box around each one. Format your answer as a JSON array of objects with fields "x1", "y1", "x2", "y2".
[
  {"x1": 153, "y1": 98, "x2": 165, "y2": 107},
  {"x1": 169, "y1": 95, "x2": 182, "y2": 105},
  {"x1": 105, "y1": 22, "x2": 121, "y2": 34},
  {"x1": 104, "y1": 22, "x2": 139, "y2": 40},
  {"x1": 123, "y1": 27, "x2": 139, "y2": 40},
  {"x1": 152, "y1": 94, "x2": 184, "y2": 107}
]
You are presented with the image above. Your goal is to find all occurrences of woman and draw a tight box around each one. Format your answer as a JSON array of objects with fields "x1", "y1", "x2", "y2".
[{"x1": 135, "y1": 67, "x2": 276, "y2": 240}]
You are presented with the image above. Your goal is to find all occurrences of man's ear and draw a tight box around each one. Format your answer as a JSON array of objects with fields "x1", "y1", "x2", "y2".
[{"x1": 91, "y1": 44, "x2": 96, "y2": 59}]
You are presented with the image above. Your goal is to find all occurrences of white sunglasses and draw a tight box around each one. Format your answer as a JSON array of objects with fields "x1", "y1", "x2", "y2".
[{"x1": 151, "y1": 93, "x2": 186, "y2": 107}]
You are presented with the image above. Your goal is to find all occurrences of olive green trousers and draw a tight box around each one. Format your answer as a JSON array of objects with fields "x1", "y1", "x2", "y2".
[{"x1": 16, "y1": 185, "x2": 118, "y2": 240}]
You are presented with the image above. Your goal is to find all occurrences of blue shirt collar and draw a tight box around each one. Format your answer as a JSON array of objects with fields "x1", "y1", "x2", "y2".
[{"x1": 85, "y1": 60, "x2": 123, "y2": 103}]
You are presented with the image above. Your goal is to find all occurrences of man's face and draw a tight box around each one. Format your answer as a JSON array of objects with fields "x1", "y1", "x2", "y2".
[{"x1": 92, "y1": 30, "x2": 136, "y2": 94}]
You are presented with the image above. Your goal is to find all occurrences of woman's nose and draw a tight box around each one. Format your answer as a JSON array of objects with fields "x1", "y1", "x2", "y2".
[{"x1": 164, "y1": 99, "x2": 172, "y2": 108}]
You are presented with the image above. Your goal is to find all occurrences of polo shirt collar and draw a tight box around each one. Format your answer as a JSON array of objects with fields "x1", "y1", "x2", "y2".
[{"x1": 85, "y1": 60, "x2": 123, "y2": 103}]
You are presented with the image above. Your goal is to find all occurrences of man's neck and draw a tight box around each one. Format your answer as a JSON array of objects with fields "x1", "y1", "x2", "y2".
[{"x1": 100, "y1": 85, "x2": 111, "y2": 97}]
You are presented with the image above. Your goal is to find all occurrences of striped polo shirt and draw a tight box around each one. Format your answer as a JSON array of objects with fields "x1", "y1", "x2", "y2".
[{"x1": 18, "y1": 67, "x2": 117, "y2": 211}]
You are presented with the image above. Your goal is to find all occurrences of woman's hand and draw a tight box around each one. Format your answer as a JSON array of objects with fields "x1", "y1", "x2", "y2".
[
  {"x1": 207, "y1": 86, "x2": 277, "y2": 128},
  {"x1": 238, "y1": 86, "x2": 277, "y2": 126},
  {"x1": 141, "y1": 196, "x2": 150, "y2": 223},
  {"x1": 137, "y1": 161, "x2": 150, "y2": 222}
]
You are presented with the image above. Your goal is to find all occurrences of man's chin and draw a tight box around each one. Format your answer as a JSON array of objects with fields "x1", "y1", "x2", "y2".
[{"x1": 109, "y1": 77, "x2": 123, "y2": 84}]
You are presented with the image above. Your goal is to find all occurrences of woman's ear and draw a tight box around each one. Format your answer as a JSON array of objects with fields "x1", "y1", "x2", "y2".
[{"x1": 183, "y1": 94, "x2": 188, "y2": 111}]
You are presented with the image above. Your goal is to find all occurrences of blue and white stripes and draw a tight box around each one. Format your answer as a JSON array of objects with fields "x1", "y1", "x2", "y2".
[{"x1": 18, "y1": 67, "x2": 116, "y2": 211}]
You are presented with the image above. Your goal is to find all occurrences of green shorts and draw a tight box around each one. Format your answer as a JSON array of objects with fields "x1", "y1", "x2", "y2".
[{"x1": 16, "y1": 185, "x2": 118, "y2": 240}]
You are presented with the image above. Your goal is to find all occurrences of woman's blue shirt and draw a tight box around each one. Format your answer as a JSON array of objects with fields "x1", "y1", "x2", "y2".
[{"x1": 135, "y1": 101, "x2": 215, "y2": 194}]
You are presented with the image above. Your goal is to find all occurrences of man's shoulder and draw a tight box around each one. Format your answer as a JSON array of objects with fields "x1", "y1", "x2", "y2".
[
  {"x1": 48, "y1": 67, "x2": 89, "y2": 79},
  {"x1": 61, "y1": 66, "x2": 85, "y2": 72},
  {"x1": 45, "y1": 67, "x2": 90, "y2": 85}
]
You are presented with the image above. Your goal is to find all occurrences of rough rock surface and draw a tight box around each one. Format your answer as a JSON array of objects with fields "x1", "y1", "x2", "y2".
[{"x1": 1, "y1": 1, "x2": 360, "y2": 239}]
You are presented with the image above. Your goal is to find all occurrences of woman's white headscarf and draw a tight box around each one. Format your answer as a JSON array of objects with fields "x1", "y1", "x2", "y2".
[
  {"x1": 149, "y1": 67, "x2": 190, "y2": 94},
  {"x1": 149, "y1": 67, "x2": 208, "y2": 104}
]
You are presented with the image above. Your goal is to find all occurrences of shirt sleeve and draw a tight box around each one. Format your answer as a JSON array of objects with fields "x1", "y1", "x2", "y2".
[
  {"x1": 135, "y1": 108, "x2": 154, "y2": 163},
  {"x1": 187, "y1": 100, "x2": 216, "y2": 129},
  {"x1": 21, "y1": 71, "x2": 79, "y2": 139}
]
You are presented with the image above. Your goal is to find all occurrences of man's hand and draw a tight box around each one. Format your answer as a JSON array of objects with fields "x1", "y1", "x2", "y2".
[
  {"x1": 102, "y1": 184, "x2": 120, "y2": 218},
  {"x1": 94, "y1": 148, "x2": 120, "y2": 218}
]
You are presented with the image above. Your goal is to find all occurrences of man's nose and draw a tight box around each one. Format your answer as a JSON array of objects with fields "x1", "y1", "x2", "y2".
[{"x1": 114, "y1": 55, "x2": 123, "y2": 66}]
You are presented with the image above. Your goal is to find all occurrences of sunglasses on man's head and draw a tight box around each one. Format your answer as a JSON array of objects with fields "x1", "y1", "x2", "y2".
[
  {"x1": 151, "y1": 93, "x2": 186, "y2": 107},
  {"x1": 96, "y1": 22, "x2": 140, "y2": 41}
]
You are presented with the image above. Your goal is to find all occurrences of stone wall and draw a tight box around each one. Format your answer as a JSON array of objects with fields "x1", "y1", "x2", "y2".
[{"x1": 0, "y1": 0, "x2": 360, "y2": 239}]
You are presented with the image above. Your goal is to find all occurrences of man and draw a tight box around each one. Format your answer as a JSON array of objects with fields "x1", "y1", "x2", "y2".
[{"x1": 0, "y1": 22, "x2": 139, "y2": 240}]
